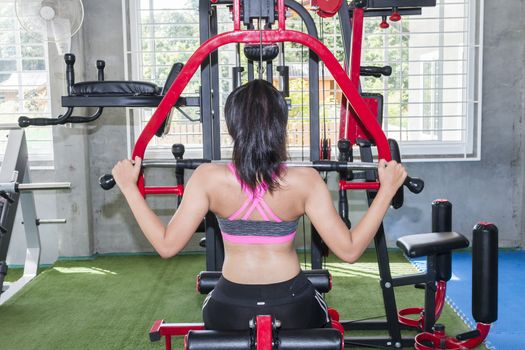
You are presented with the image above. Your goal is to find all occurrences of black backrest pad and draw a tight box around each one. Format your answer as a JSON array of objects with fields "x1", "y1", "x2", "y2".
[{"x1": 161, "y1": 63, "x2": 184, "y2": 95}]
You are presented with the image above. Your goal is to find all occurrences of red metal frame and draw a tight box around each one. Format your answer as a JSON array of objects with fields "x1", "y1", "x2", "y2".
[
  {"x1": 149, "y1": 320, "x2": 205, "y2": 350},
  {"x1": 152, "y1": 313, "x2": 346, "y2": 350},
  {"x1": 144, "y1": 185, "x2": 184, "y2": 196},
  {"x1": 132, "y1": 0, "x2": 390, "y2": 196},
  {"x1": 414, "y1": 323, "x2": 491, "y2": 350},
  {"x1": 256, "y1": 315, "x2": 273, "y2": 350},
  {"x1": 398, "y1": 280, "x2": 447, "y2": 329}
]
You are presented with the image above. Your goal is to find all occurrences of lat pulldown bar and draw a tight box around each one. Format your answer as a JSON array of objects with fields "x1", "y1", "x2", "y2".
[{"x1": 99, "y1": 160, "x2": 424, "y2": 194}]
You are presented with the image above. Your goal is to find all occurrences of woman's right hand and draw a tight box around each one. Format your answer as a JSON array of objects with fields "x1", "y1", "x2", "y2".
[
  {"x1": 377, "y1": 159, "x2": 407, "y2": 197},
  {"x1": 112, "y1": 156, "x2": 142, "y2": 194}
]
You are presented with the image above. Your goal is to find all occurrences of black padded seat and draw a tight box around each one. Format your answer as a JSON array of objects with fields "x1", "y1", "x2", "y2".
[
  {"x1": 396, "y1": 232, "x2": 469, "y2": 258},
  {"x1": 70, "y1": 81, "x2": 161, "y2": 96}
]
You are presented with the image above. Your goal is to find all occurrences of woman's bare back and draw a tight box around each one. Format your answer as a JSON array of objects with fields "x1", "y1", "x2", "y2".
[{"x1": 206, "y1": 164, "x2": 318, "y2": 284}]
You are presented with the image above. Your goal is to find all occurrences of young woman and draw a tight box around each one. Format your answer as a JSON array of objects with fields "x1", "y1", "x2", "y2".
[{"x1": 112, "y1": 79, "x2": 407, "y2": 330}]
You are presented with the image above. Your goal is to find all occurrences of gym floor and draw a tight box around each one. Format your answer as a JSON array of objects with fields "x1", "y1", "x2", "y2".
[{"x1": 0, "y1": 251, "x2": 485, "y2": 350}]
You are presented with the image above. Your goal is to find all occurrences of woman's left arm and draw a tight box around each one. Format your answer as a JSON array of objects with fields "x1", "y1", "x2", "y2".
[{"x1": 112, "y1": 157, "x2": 210, "y2": 258}]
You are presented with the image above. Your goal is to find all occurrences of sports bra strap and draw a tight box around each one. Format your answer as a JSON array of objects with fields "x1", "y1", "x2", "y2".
[{"x1": 227, "y1": 163, "x2": 282, "y2": 222}]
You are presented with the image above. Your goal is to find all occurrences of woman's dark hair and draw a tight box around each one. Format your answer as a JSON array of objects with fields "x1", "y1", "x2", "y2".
[{"x1": 225, "y1": 79, "x2": 288, "y2": 193}]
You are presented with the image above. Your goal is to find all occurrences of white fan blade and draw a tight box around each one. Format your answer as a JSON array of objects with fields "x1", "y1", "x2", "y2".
[
  {"x1": 50, "y1": 17, "x2": 71, "y2": 41},
  {"x1": 50, "y1": 17, "x2": 72, "y2": 55}
]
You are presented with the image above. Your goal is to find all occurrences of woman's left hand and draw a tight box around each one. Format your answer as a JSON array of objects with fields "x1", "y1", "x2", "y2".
[{"x1": 112, "y1": 156, "x2": 142, "y2": 193}]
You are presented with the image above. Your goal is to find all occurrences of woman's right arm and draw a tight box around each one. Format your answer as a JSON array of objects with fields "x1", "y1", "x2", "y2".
[{"x1": 304, "y1": 159, "x2": 406, "y2": 263}]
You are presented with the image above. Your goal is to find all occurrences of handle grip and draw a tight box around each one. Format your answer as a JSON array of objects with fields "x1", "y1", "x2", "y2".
[
  {"x1": 99, "y1": 174, "x2": 116, "y2": 190},
  {"x1": 360, "y1": 65, "x2": 392, "y2": 78},
  {"x1": 18, "y1": 116, "x2": 61, "y2": 127},
  {"x1": 404, "y1": 176, "x2": 424, "y2": 194}
]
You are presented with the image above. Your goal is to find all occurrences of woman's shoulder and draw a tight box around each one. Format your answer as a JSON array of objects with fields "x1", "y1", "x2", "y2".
[
  {"x1": 283, "y1": 166, "x2": 322, "y2": 182},
  {"x1": 192, "y1": 162, "x2": 229, "y2": 179}
]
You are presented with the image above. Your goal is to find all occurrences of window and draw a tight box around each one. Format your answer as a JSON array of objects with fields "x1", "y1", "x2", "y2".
[
  {"x1": 360, "y1": 0, "x2": 482, "y2": 159},
  {"x1": 0, "y1": 0, "x2": 53, "y2": 163},
  {"x1": 128, "y1": 0, "x2": 482, "y2": 161}
]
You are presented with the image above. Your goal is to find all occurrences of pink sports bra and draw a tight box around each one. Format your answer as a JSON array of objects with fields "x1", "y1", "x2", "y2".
[{"x1": 215, "y1": 163, "x2": 298, "y2": 245}]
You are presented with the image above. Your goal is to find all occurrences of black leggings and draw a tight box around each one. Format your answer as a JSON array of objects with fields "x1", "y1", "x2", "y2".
[{"x1": 202, "y1": 271, "x2": 331, "y2": 331}]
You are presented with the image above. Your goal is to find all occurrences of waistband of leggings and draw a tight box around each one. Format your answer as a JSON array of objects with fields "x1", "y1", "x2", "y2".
[{"x1": 213, "y1": 270, "x2": 311, "y2": 301}]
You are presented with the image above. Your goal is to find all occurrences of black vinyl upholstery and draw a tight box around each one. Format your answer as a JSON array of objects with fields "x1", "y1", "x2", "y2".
[
  {"x1": 186, "y1": 328, "x2": 342, "y2": 350},
  {"x1": 396, "y1": 231, "x2": 469, "y2": 258},
  {"x1": 70, "y1": 81, "x2": 161, "y2": 96}
]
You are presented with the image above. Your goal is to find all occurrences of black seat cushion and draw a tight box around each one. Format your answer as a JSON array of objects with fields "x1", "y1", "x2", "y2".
[
  {"x1": 396, "y1": 232, "x2": 469, "y2": 258},
  {"x1": 71, "y1": 81, "x2": 161, "y2": 96}
]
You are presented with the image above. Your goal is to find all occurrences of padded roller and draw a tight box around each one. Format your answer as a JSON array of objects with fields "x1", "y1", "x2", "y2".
[
  {"x1": 197, "y1": 270, "x2": 332, "y2": 294},
  {"x1": 185, "y1": 328, "x2": 342, "y2": 350},
  {"x1": 431, "y1": 200, "x2": 452, "y2": 232},
  {"x1": 432, "y1": 200, "x2": 453, "y2": 281},
  {"x1": 244, "y1": 44, "x2": 280, "y2": 61},
  {"x1": 472, "y1": 222, "x2": 498, "y2": 324},
  {"x1": 276, "y1": 328, "x2": 342, "y2": 350},
  {"x1": 185, "y1": 330, "x2": 252, "y2": 350}
]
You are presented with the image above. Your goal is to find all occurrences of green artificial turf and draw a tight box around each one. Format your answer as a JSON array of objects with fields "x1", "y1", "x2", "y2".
[
  {"x1": 3, "y1": 268, "x2": 23, "y2": 282},
  {"x1": 0, "y1": 251, "x2": 483, "y2": 350}
]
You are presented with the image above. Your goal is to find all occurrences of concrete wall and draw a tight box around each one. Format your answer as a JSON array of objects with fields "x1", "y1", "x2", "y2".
[{"x1": 6, "y1": 0, "x2": 525, "y2": 266}]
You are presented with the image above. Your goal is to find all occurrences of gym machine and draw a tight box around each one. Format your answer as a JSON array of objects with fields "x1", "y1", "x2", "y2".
[
  {"x1": 0, "y1": 127, "x2": 70, "y2": 306},
  {"x1": 96, "y1": 0, "x2": 499, "y2": 348}
]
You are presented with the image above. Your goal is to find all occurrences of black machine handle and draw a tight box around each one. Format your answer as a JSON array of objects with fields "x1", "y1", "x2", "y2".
[
  {"x1": 360, "y1": 65, "x2": 392, "y2": 78},
  {"x1": 405, "y1": 176, "x2": 424, "y2": 194},
  {"x1": 18, "y1": 107, "x2": 104, "y2": 127},
  {"x1": 18, "y1": 116, "x2": 63, "y2": 127},
  {"x1": 388, "y1": 138, "x2": 424, "y2": 208},
  {"x1": 173, "y1": 144, "x2": 185, "y2": 206},
  {"x1": 99, "y1": 174, "x2": 117, "y2": 191}
]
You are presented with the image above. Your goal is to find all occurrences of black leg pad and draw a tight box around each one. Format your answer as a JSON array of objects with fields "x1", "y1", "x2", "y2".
[
  {"x1": 186, "y1": 328, "x2": 342, "y2": 350},
  {"x1": 186, "y1": 330, "x2": 252, "y2": 350}
]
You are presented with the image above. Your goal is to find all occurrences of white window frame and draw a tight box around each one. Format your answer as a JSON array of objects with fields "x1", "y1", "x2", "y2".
[{"x1": 0, "y1": 1, "x2": 54, "y2": 164}]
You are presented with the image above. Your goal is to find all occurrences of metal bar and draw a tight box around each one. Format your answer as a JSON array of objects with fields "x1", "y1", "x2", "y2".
[
  {"x1": 391, "y1": 272, "x2": 428, "y2": 287},
  {"x1": 144, "y1": 186, "x2": 184, "y2": 196},
  {"x1": 341, "y1": 319, "x2": 414, "y2": 331},
  {"x1": 344, "y1": 335, "x2": 415, "y2": 348},
  {"x1": 141, "y1": 159, "x2": 378, "y2": 170},
  {"x1": 37, "y1": 219, "x2": 67, "y2": 225},
  {"x1": 0, "y1": 124, "x2": 22, "y2": 130},
  {"x1": 20, "y1": 169, "x2": 40, "y2": 279},
  {"x1": 209, "y1": 7, "x2": 221, "y2": 161},
  {"x1": 283, "y1": 0, "x2": 320, "y2": 161},
  {"x1": 349, "y1": 7, "x2": 364, "y2": 89},
  {"x1": 361, "y1": 143, "x2": 404, "y2": 345},
  {"x1": 199, "y1": 0, "x2": 213, "y2": 162},
  {"x1": 277, "y1": 0, "x2": 285, "y2": 30},
  {"x1": 16, "y1": 182, "x2": 71, "y2": 191}
]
